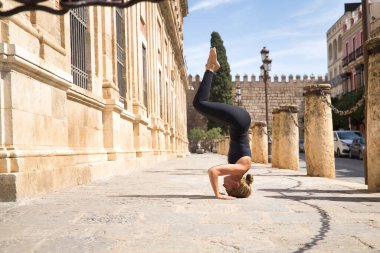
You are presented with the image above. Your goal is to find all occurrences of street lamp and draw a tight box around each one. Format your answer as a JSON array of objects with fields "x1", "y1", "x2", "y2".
[
  {"x1": 260, "y1": 47, "x2": 272, "y2": 162},
  {"x1": 260, "y1": 47, "x2": 272, "y2": 129}
]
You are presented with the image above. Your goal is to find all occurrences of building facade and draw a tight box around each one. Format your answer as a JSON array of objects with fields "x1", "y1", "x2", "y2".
[
  {"x1": 0, "y1": 0, "x2": 189, "y2": 201},
  {"x1": 342, "y1": 4, "x2": 364, "y2": 94},
  {"x1": 327, "y1": 2, "x2": 380, "y2": 98},
  {"x1": 327, "y1": 3, "x2": 361, "y2": 98}
]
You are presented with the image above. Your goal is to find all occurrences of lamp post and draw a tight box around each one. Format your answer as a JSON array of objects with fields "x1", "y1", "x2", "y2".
[
  {"x1": 260, "y1": 47, "x2": 272, "y2": 161},
  {"x1": 260, "y1": 47, "x2": 272, "y2": 127},
  {"x1": 361, "y1": 0, "x2": 369, "y2": 185}
]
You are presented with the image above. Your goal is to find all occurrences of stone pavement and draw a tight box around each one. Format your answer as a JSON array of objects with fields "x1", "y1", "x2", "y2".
[{"x1": 0, "y1": 153, "x2": 380, "y2": 253}]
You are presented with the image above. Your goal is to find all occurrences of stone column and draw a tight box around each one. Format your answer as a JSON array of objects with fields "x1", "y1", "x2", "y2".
[
  {"x1": 304, "y1": 84, "x2": 335, "y2": 178},
  {"x1": 224, "y1": 136, "x2": 230, "y2": 156},
  {"x1": 271, "y1": 109, "x2": 280, "y2": 168},
  {"x1": 277, "y1": 105, "x2": 299, "y2": 170},
  {"x1": 367, "y1": 37, "x2": 380, "y2": 192},
  {"x1": 251, "y1": 122, "x2": 268, "y2": 164}
]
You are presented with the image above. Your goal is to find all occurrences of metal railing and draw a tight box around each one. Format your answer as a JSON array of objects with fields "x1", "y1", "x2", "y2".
[
  {"x1": 342, "y1": 56, "x2": 349, "y2": 67},
  {"x1": 356, "y1": 46, "x2": 363, "y2": 58},
  {"x1": 348, "y1": 51, "x2": 356, "y2": 63}
]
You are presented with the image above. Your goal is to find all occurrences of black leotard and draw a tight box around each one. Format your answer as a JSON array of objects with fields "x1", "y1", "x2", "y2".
[{"x1": 193, "y1": 70, "x2": 251, "y2": 164}]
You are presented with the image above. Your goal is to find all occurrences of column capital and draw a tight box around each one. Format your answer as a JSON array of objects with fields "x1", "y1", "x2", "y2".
[{"x1": 303, "y1": 84, "x2": 331, "y2": 96}]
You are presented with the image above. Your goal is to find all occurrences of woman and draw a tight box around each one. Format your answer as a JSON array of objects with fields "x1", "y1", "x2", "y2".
[{"x1": 193, "y1": 47, "x2": 253, "y2": 200}]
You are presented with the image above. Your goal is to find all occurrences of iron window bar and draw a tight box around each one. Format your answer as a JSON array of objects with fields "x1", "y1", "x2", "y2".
[{"x1": 0, "y1": 0, "x2": 168, "y2": 17}]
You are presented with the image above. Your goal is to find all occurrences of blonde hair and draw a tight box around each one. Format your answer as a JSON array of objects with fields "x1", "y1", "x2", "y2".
[{"x1": 227, "y1": 174, "x2": 254, "y2": 198}]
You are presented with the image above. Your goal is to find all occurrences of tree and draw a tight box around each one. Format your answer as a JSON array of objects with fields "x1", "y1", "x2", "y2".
[
  {"x1": 207, "y1": 31, "x2": 233, "y2": 134},
  {"x1": 332, "y1": 86, "x2": 364, "y2": 130},
  {"x1": 188, "y1": 128, "x2": 206, "y2": 145},
  {"x1": 204, "y1": 127, "x2": 223, "y2": 151}
]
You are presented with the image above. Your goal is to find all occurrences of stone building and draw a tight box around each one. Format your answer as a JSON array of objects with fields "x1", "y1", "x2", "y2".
[
  {"x1": 187, "y1": 73, "x2": 326, "y2": 132},
  {"x1": 327, "y1": 2, "x2": 380, "y2": 98},
  {"x1": 0, "y1": 0, "x2": 189, "y2": 201},
  {"x1": 341, "y1": 4, "x2": 365, "y2": 94},
  {"x1": 326, "y1": 3, "x2": 360, "y2": 98}
]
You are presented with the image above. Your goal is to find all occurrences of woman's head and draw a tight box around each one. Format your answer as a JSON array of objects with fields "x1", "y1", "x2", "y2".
[{"x1": 226, "y1": 174, "x2": 254, "y2": 198}]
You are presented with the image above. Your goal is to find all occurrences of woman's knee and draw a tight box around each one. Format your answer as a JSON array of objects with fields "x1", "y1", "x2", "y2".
[{"x1": 193, "y1": 99, "x2": 205, "y2": 111}]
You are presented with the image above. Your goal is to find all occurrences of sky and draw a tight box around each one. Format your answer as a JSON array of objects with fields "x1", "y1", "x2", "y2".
[{"x1": 184, "y1": 0, "x2": 362, "y2": 78}]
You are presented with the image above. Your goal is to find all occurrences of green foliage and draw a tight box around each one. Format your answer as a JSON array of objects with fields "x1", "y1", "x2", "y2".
[
  {"x1": 332, "y1": 86, "x2": 365, "y2": 130},
  {"x1": 188, "y1": 127, "x2": 223, "y2": 151},
  {"x1": 188, "y1": 128, "x2": 206, "y2": 143},
  {"x1": 204, "y1": 127, "x2": 223, "y2": 151},
  {"x1": 207, "y1": 31, "x2": 233, "y2": 134},
  {"x1": 205, "y1": 127, "x2": 223, "y2": 142}
]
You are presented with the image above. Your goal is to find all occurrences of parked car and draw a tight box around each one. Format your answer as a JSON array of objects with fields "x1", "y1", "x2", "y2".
[
  {"x1": 349, "y1": 137, "x2": 365, "y2": 160},
  {"x1": 299, "y1": 139, "x2": 305, "y2": 153},
  {"x1": 333, "y1": 131, "x2": 362, "y2": 157}
]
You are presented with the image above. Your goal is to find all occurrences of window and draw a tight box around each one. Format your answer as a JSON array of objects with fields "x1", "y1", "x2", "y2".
[
  {"x1": 142, "y1": 45, "x2": 148, "y2": 108},
  {"x1": 166, "y1": 82, "x2": 169, "y2": 122},
  {"x1": 159, "y1": 70, "x2": 163, "y2": 119},
  {"x1": 338, "y1": 35, "x2": 342, "y2": 52},
  {"x1": 70, "y1": 7, "x2": 89, "y2": 89},
  {"x1": 333, "y1": 39, "x2": 338, "y2": 61},
  {"x1": 353, "y1": 37, "x2": 356, "y2": 51},
  {"x1": 157, "y1": 20, "x2": 162, "y2": 65},
  {"x1": 328, "y1": 43, "x2": 333, "y2": 60},
  {"x1": 116, "y1": 8, "x2": 126, "y2": 104}
]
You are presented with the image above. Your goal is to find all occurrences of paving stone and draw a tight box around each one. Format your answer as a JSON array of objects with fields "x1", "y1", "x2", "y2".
[{"x1": 0, "y1": 153, "x2": 379, "y2": 253}]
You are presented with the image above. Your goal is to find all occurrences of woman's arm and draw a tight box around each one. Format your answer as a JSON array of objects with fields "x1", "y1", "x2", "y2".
[{"x1": 208, "y1": 163, "x2": 248, "y2": 200}]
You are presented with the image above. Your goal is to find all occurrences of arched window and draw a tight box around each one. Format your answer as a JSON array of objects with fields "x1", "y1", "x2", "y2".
[
  {"x1": 328, "y1": 43, "x2": 333, "y2": 61},
  {"x1": 333, "y1": 39, "x2": 338, "y2": 61},
  {"x1": 338, "y1": 35, "x2": 342, "y2": 52}
]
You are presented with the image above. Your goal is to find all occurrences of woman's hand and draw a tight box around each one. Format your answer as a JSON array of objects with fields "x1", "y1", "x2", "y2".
[{"x1": 216, "y1": 193, "x2": 235, "y2": 200}]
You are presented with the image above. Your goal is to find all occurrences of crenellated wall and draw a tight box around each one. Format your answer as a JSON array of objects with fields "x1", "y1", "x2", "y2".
[{"x1": 187, "y1": 73, "x2": 327, "y2": 130}]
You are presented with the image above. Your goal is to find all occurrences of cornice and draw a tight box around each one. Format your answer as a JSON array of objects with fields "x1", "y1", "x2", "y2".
[{"x1": 158, "y1": 1, "x2": 188, "y2": 89}]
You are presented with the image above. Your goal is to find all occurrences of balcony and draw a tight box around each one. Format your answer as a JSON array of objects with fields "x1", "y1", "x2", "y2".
[
  {"x1": 342, "y1": 56, "x2": 349, "y2": 67},
  {"x1": 356, "y1": 46, "x2": 363, "y2": 58},
  {"x1": 348, "y1": 51, "x2": 356, "y2": 63}
]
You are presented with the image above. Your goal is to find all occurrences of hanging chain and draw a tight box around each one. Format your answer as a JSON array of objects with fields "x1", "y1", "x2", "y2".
[
  {"x1": 288, "y1": 110, "x2": 305, "y2": 129},
  {"x1": 320, "y1": 90, "x2": 365, "y2": 116}
]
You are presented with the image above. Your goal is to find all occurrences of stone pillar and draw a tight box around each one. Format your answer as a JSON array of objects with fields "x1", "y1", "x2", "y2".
[
  {"x1": 367, "y1": 37, "x2": 380, "y2": 192},
  {"x1": 277, "y1": 105, "x2": 299, "y2": 170},
  {"x1": 251, "y1": 122, "x2": 268, "y2": 164},
  {"x1": 304, "y1": 84, "x2": 335, "y2": 178},
  {"x1": 224, "y1": 136, "x2": 230, "y2": 156},
  {"x1": 271, "y1": 108, "x2": 280, "y2": 168}
]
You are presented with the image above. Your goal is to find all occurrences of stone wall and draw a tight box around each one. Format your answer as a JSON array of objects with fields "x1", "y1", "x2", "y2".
[
  {"x1": 187, "y1": 73, "x2": 326, "y2": 130},
  {"x1": 186, "y1": 75, "x2": 208, "y2": 132}
]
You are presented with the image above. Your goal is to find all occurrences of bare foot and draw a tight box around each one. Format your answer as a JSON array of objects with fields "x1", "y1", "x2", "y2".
[{"x1": 206, "y1": 47, "x2": 220, "y2": 72}]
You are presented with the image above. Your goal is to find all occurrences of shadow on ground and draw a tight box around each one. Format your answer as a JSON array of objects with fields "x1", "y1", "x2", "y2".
[{"x1": 109, "y1": 194, "x2": 215, "y2": 200}]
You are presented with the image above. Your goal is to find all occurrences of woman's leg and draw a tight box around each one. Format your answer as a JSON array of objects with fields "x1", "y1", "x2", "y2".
[{"x1": 192, "y1": 71, "x2": 251, "y2": 132}]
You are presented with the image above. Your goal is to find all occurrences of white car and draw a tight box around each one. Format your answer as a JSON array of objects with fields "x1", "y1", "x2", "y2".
[{"x1": 333, "y1": 131, "x2": 363, "y2": 157}]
